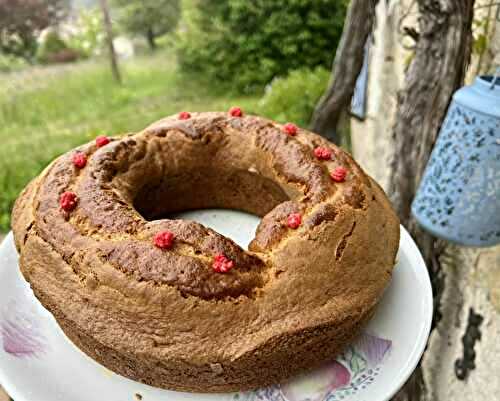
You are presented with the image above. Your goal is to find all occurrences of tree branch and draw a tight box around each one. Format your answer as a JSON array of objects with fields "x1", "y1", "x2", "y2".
[
  {"x1": 310, "y1": 0, "x2": 378, "y2": 143},
  {"x1": 100, "y1": 0, "x2": 122, "y2": 84},
  {"x1": 474, "y1": 1, "x2": 500, "y2": 9}
]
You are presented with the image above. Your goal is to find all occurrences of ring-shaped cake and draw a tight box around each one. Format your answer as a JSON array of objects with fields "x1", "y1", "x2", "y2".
[{"x1": 12, "y1": 111, "x2": 399, "y2": 392}]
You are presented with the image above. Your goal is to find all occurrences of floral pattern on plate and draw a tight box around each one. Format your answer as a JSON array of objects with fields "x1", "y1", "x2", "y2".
[
  {"x1": 234, "y1": 332, "x2": 391, "y2": 401},
  {"x1": 0, "y1": 299, "x2": 48, "y2": 358}
]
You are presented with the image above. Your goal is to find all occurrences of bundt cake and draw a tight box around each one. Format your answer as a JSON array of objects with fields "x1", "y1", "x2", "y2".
[{"x1": 12, "y1": 110, "x2": 399, "y2": 392}]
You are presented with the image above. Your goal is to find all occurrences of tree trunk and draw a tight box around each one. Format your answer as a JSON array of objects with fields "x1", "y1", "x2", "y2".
[
  {"x1": 99, "y1": 0, "x2": 121, "y2": 84},
  {"x1": 388, "y1": 0, "x2": 475, "y2": 400},
  {"x1": 388, "y1": 0, "x2": 475, "y2": 230},
  {"x1": 310, "y1": 0, "x2": 378, "y2": 143},
  {"x1": 146, "y1": 27, "x2": 157, "y2": 51}
]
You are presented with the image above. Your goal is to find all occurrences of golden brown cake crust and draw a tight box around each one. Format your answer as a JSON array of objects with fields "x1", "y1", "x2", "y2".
[{"x1": 12, "y1": 112, "x2": 400, "y2": 392}]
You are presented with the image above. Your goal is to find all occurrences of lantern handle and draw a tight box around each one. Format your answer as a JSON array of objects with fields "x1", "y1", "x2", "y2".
[{"x1": 491, "y1": 67, "x2": 500, "y2": 89}]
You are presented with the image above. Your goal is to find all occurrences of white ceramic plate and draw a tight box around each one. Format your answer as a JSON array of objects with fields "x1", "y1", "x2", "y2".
[{"x1": 0, "y1": 209, "x2": 432, "y2": 401}]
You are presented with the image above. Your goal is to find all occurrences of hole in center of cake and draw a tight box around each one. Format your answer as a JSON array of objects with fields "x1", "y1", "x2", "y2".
[
  {"x1": 132, "y1": 167, "x2": 290, "y2": 249},
  {"x1": 133, "y1": 168, "x2": 289, "y2": 215},
  {"x1": 170, "y1": 208, "x2": 261, "y2": 249}
]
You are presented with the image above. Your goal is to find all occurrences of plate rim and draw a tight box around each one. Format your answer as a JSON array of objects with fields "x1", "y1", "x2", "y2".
[
  {"x1": 380, "y1": 226, "x2": 433, "y2": 401},
  {"x1": 0, "y1": 225, "x2": 433, "y2": 401}
]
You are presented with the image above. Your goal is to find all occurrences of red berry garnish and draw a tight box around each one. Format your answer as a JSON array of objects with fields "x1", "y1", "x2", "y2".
[
  {"x1": 95, "y1": 135, "x2": 110, "y2": 147},
  {"x1": 229, "y1": 106, "x2": 243, "y2": 117},
  {"x1": 287, "y1": 213, "x2": 302, "y2": 229},
  {"x1": 178, "y1": 111, "x2": 191, "y2": 120},
  {"x1": 154, "y1": 231, "x2": 175, "y2": 250},
  {"x1": 283, "y1": 123, "x2": 298, "y2": 136},
  {"x1": 213, "y1": 254, "x2": 234, "y2": 273},
  {"x1": 72, "y1": 152, "x2": 87, "y2": 169},
  {"x1": 313, "y1": 147, "x2": 332, "y2": 160},
  {"x1": 60, "y1": 191, "x2": 78, "y2": 211},
  {"x1": 331, "y1": 166, "x2": 347, "y2": 182}
]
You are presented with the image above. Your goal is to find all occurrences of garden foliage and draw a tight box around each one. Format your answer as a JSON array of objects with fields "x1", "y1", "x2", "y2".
[
  {"x1": 112, "y1": 0, "x2": 181, "y2": 50},
  {"x1": 258, "y1": 66, "x2": 330, "y2": 127},
  {"x1": 177, "y1": 0, "x2": 346, "y2": 92}
]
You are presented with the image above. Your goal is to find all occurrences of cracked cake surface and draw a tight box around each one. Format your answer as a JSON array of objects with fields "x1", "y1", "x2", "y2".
[{"x1": 12, "y1": 111, "x2": 400, "y2": 392}]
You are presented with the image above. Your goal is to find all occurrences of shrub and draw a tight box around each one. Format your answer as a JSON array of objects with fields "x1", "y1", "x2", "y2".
[
  {"x1": 66, "y1": 8, "x2": 105, "y2": 58},
  {"x1": 258, "y1": 67, "x2": 330, "y2": 127},
  {"x1": 0, "y1": 0, "x2": 68, "y2": 59},
  {"x1": 0, "y1": 53, "x2": 28, "y2": 72},
  {"x1": 177, "y1": 0, "x2": 346, "y2": 93},
  {"x1": 36, "y1": 29, "x2": 73, "y2": 64}
]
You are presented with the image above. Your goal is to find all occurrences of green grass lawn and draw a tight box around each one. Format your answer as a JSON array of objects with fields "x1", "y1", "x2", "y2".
[{"x1": 0, "y1": 53, "x2": 262, "y2": 232}]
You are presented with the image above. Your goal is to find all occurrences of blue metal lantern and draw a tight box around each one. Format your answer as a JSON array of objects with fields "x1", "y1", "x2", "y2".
[{"x1": 412, "y1": 71, "x2": 500, "y2": 247}]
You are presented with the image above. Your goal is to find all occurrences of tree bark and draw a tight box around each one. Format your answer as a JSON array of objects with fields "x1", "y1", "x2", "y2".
[
  {"x1": 310, "y1": 0, "x2": 378, "y2": 143},
  {"x1": 99, "y1": 0, "x2": 122, "y2": 84},
  {"x1": 388, "y1": 0, "x2": 475, "y2": 229},
  {"x1": 388, "y1": 0, "x2": 475, "y2": 400},
  {"x1": 146, "y1": 27, "x2": 157, "y2": 51}
]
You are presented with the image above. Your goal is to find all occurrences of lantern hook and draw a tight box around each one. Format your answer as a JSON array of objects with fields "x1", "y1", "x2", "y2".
[{"x1": 491, "y1": 67, "x2": 500, "y2": 89}]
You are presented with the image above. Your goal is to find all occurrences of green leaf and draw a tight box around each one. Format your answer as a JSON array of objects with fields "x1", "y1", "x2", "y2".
[{"x1": 348, "y1": 349, "x2": 367, "y2": 375}]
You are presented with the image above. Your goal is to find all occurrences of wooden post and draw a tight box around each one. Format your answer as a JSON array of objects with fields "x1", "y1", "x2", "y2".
[{"x1": 99, "y1": 0, "x2": 122, "y2": 84}]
